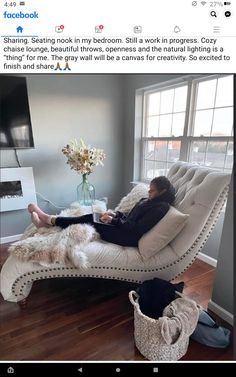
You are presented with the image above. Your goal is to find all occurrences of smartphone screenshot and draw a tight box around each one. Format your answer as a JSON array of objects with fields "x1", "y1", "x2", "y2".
[{"x1": 0, "y1": 0, "x2": 235, "y2": 374}]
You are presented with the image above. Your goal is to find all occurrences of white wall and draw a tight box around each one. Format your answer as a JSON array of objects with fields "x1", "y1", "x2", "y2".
[{"x1": 1, "y1": 75, "x2": 125, "y2": 238}]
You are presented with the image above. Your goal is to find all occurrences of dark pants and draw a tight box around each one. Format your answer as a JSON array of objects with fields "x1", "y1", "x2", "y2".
[{"x1": 55, "y1": 214, "x2": 139, "y2": 247}]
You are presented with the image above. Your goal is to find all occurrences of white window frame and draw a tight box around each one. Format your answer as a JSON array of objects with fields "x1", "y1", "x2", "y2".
[{"x1": 140, "y1": 74, "x2": 233, "y2": 182}]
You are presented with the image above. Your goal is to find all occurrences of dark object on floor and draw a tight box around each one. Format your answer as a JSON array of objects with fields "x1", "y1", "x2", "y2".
[
  {"x1": 191, "y1": 310, "x2": 231, "y2": 348},
  {"x1": 136, "y1": 278, "x2": 185, "y2": 319}
]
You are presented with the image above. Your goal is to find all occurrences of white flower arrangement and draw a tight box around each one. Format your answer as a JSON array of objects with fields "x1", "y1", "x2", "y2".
[{"x1": 62, "y1": 139, "x2": 106, "y2": 175}]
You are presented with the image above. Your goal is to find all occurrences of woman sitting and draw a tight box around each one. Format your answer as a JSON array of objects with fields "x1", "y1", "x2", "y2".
[{"x1": 28, "y1": 176, "x2": 175, "y2": 247}]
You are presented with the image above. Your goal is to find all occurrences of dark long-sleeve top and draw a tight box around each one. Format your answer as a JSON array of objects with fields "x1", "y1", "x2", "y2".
[{"x1": 111, "y1": 186, "x2": 176, "y2": 239}]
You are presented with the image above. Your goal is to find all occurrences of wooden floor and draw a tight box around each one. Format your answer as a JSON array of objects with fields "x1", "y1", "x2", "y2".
[{"x1": 0, "y1": 243, "x2": 233, "y2": 361}]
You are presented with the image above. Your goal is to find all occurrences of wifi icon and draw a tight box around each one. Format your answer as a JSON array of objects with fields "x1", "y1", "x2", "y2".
[{"x1": 201, "y1": 1, "x2": 207, "y2": 5}]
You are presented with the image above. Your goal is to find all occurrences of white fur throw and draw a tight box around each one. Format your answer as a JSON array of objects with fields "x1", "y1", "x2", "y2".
[{"x1": 8, "y1": 207, "x2": 101, "y2": 269}]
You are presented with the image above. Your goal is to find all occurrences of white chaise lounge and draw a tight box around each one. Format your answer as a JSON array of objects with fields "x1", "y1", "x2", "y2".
[{"x1": 0, "y1": 161, "x2": 230, "y2": 303}]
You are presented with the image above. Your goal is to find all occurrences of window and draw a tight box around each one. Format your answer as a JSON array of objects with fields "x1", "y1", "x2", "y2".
[{"x1": 141, "y1": 75, "x2": 233, "y2": 181}]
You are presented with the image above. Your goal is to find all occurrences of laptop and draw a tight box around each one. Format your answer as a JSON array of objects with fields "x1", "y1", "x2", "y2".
[{"x1": 92, "y1": 209, "x2": 115, "y2": 226}]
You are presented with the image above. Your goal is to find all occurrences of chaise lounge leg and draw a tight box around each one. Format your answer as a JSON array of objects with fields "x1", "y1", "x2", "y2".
[{"x1": 18, "y1": 298, "x2": 27, "y2": 309}]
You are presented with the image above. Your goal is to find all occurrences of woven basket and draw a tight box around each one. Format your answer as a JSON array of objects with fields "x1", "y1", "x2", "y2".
[{"x1": 129, "y1": 291, "x2": 190, "y2": 361}]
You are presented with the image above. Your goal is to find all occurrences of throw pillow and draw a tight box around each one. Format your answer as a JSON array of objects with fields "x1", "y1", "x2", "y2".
[
  {"x1": 115, "y1": 183, "x2": 148, "y2": 213},
  {"x1": 138, "y1": 206, "x2": 189, "y2": 261}
]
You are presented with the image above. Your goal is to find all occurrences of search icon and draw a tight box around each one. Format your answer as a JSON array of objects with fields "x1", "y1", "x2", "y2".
[{"x1": 210, "y1": 11, "x2": 217, "y2": 17}]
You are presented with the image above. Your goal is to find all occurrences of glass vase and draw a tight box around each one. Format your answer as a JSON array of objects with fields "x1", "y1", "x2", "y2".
[{"x1": 77, "y1": 174, "x2": 95, "y2": 206}]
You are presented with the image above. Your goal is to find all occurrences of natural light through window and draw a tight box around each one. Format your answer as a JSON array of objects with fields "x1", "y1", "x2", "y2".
[{"x1": 141, "y1": 75, "x2": 233, "y2": 181}]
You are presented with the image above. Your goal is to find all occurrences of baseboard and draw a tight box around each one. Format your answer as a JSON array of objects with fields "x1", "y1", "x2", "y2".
[
  {"x1": 0, "y1": 234, "x2": 22, "y2": 244},
  {"x1": 197, "y1": 252, "x2": 217, "y2": 267},
  {"x1": 208, "y1": 300, "x2": 234, "y2": 326}
]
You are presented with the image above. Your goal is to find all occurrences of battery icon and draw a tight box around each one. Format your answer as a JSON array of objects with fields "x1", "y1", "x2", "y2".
[
  {"x1": 224, "y1": 2, "x2": 231, "y2": 5},
  {"x1": 19, "y1": 1, "x2": 25, "y2": 5}
]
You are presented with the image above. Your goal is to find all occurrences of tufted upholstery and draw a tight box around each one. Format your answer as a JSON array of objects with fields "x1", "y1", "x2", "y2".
[{"x1": 0, "y1": 161, "x2": 231, "y2": 302}]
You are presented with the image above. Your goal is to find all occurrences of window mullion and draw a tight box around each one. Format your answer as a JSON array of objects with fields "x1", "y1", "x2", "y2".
[
  {"x1": 170, "y1": 88, "x2": 175, "y2": 137},
  {"x1": 143, "y1": 93, "x2": 147, "y2": 137},
  {"x1": 140, "y1": 140, "x2": 145, "y2": 181},
  {"x1": 187, "y1": 136, "x2": 233, "y2": 142},
  {"x1": 141, "y1": 93, "x2": 147, "y2": 180},
  {"x1": 209, "y1": 77, "x2": 218, "y2": 137},
  {"x1": 179, "y1": 80, "x2": 192, "y2": 161}
]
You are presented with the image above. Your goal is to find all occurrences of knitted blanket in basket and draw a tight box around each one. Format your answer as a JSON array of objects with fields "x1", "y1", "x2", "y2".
[
  {"x1": 8, "y1": 207, "x2": 101, "y2": 269},
  {"x1": 160, "y1": 297, "x2": 200, "y2": 345}
]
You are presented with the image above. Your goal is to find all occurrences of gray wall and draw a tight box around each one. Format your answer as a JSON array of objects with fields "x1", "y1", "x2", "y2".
[
  {"x1": 1, "y1": 75, "x2": 125, "y2": 238},
  {"x1": 200, "y1": 212, "x2": 225, "y2": 259},
  {"x1": 210, "y1": 175, "x2": 233, "y2": 314}
]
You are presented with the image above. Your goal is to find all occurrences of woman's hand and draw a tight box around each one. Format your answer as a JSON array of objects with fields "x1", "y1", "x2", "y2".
[
  {"x1": 100, "y1": 214, "x2": 113, "y2": 224},
  {"x1": 102, "y1": 211, "x2": 115, "y2": 217}
]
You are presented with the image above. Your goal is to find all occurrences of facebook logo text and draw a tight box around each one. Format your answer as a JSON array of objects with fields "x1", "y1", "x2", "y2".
[{"x1": 3, "y1": 11, "x2": 39, "y2": 19}]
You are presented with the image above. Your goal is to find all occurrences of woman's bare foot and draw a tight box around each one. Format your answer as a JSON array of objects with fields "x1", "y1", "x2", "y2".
[
  {"x1": 28, "y1": 203, "x2": 52, "y2": 225},
  {"x1": 31, "y1": 212, "x2": 48, "y2": 228},
  {"x1": 28, "y1": 203, "x2": 46, "y2": 215}
]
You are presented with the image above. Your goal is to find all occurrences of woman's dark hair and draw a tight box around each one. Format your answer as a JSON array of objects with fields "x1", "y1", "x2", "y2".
[{"x1": 151, "y1": 176, "x2": 171, "y2": 192}]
